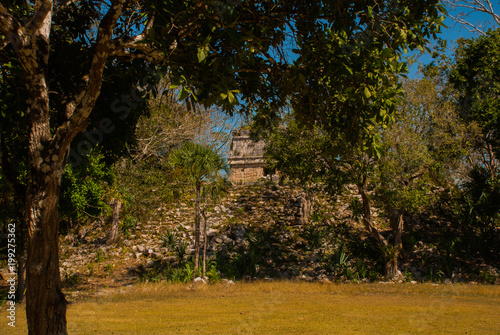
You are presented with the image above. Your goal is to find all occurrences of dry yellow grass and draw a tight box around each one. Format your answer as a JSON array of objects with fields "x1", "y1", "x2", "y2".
[{"x1": 2, "y1": 282, "x2": 499, "y2": 334}]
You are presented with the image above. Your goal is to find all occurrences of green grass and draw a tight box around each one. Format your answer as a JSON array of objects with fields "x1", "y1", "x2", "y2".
[{"x1": 2, "y1": 282, "x2": 499, "y2": 334}]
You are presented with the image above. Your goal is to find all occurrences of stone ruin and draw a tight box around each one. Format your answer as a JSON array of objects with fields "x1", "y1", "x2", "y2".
[{"x1": 228, "y1": 129, "x2": 268, "y2": 183}]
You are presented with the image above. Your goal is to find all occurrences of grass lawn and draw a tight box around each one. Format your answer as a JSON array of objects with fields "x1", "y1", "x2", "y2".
[{"x1": 2, "y1": 282, "x2": 499, "y2": 334}]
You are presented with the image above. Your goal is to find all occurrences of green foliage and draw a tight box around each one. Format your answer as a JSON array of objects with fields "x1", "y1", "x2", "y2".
[
  {"x1": 425, "y1": 268, "x2": 444, "y2": 282},
  {"x1": 160, "y1": 229, "x2": 179, "y2": 251},
  {"x1": 206, "y1": 264, "x2": 221, "y2": 283},
  {"x1": 215, "y1": 226, "x2": 275, "y2": 279},
  {"x1": 348, "y1": 198, "x2": 364, "y2": 221},
  {"x1": 175, "y1": 241, "x2": 189, "y2": 264},
  {"x1": 375, "y1": 77, "x2": 467, "y2": 216},
  {"x1": 403, "y1": 267, "x2": 414, "y2": 282},
  {"x1": 120, "y1": 215, "x2": 138, "y2": 239},
  {"x1": 59, "y1": 150, "x2": 115, "y2": 223},
  {"x1": 136, "y1": 260, "x2": 202, "y2": 284},
  {"x1": 448, "y1": 29, "x2": 500, "y2": 233},
  {"x1": 461, "y1": 166, "x2": 500, "y2": 231},
  {"x1": 302, "y1": 221, "x2": 329, "y2": 250},
  {"x1": 450, "y1": 29, "x2": 500, "y2": 158},
  {"x1": 169, "y1": 142, "x2": 229, "y2": 186}
]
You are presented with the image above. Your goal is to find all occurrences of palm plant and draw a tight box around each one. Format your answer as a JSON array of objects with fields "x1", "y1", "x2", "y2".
[{"x1": 169, "y1": 142, "x2": 229, "y2": 279}]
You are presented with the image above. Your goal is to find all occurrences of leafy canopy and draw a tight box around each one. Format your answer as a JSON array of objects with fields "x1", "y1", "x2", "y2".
[
  {"x1": 450, "y1": 28, "x2": 500, "y2": 158},
  {"x1": 169, "y1": 142, "x2": 229, "y2": 188}
]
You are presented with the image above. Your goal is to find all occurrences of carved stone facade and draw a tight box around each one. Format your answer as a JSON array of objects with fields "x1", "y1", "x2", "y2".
[{"x1": 228, "y1": 130, "x2": 267, "y2": 183}]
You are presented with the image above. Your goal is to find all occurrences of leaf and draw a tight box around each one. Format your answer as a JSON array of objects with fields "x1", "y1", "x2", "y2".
[
  {"x1": 197, "y1": 46, "x2": 209, "y2": 63},
  {"x1": 227, "y1": 91, "x2": 236, "y2": 105},
  {"x1": 364, "y1": 87, "x2": 372, "y2": 99},
  {"x1": 367, "y1": 6, "x2": 373, "y2": 19},
  {"x1": 344, "y1": 64, "x2": 353, "y2": 75}
]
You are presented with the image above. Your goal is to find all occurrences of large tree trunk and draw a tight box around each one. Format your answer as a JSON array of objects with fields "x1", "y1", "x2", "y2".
[
  {"x1": 193, "y1": 184, "x2": 201, "y2": 279},
  {"x1": 0, "y1": 2, "x2": 129, "y2": 333},
  {"x1": 20, "y1": 4, "x2": 68, "y2": 331},
  {"x1": 25, "y1": 165, "x2": 67, "y2": 335}
]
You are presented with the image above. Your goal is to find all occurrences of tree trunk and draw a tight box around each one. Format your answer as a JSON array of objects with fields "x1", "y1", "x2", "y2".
[
  {"x1": 385, "y1": 255, "x2": 399, "y2": 278},
  {"x1": 384, "y1": 211, "x2": 404, "y2": 278},
  {"x1": 193, "y1": 184, "x2": 201, "y2": 279},
  {"x1": 201, "y1": 208, "x2": 208, "y2": 278},
  {"x1": 357, "y1": 181, "x2": 403, "y2": 279},
  {"x1": 356, "y1": 182, "x2": 387, "y2": 247},
  {"x1": 0, "y1": 2, "x2": 127, "y2": 333},
  {"x1": 107, "y1": 198, "x2": 121, "y2": 245},
  {"x1": 393, "y1": 212, "x2": 404, "y2": 253},
  {"x1": 25, "y1": 166, "x2": 68, "y2": 335}
]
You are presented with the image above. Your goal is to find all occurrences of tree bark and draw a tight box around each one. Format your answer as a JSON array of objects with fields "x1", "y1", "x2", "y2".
[
  {"x1": 107, "y1": 198, "x2": 121, "y2": 245},
  {"x1": 25, "y1": 165, "x2": 68, "y2": 335}
]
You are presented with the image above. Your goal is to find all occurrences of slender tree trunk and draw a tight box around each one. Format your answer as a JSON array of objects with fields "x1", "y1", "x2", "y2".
[
  {"x1": 107, "y1": 198, "x2": 121, "y2": 245},
  {"x1": 201, "y1": 208, "x2": 208, "y2": 278},
  {"x1": 193, "y1": 184, "x2": 201, "y2": 279},
  {"x1": 357, "y1": 180, "x2": 402, "y2": 278},
  {"x1": 25, "y1": 165, "x2": 68, "y2": 335},
  {"x1": 385, "y1": 211, "x2": 404, "y2": 278},
  {"x1": 356, "y1": 182, "x2": 387, "y2": 247},
  {"x1": 393, "y1": 212, "x2": 404, "y2": 253}
]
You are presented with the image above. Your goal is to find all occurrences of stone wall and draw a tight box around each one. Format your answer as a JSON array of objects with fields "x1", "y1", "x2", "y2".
[
  {"x1": 228, "y1": 129, "x2": 267, "y2": 183},
  {"x1": 229, "y1": 167, "x2": 265, "y2": 184}
]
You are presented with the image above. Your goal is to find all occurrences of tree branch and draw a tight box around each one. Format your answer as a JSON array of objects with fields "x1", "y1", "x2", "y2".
[
  {"x1": 444, "y1": 0, "x2": 500, "y2": 35},
  {"x1": 53, "y1": 0, "x2": 127, "y2": 153},
  {"x1": 110, "y1": 14, "x2": 155, "y2": 50},
  {"x1": 28, "y1": 1, "x2": 53, "y2": 35}
]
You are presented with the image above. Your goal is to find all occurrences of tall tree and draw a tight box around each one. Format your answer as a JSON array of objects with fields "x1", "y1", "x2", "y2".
[
  {"x1": 264, "y1": 77, "x2": 467, "y2": 277},
  {"x1": 168, "y1": 142, "x2": 229, "y2": 278},
  {"x1": 449, "y1": 28, "x2": 500, "y2": 232},
  {"x1": 0, "y1": 1, "x2": 444, "y2": 333}
]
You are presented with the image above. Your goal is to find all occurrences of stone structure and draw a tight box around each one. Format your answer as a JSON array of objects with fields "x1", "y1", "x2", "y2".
[{"x1": 228, "y1": 129, "x2": 267, "y2": 183}]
